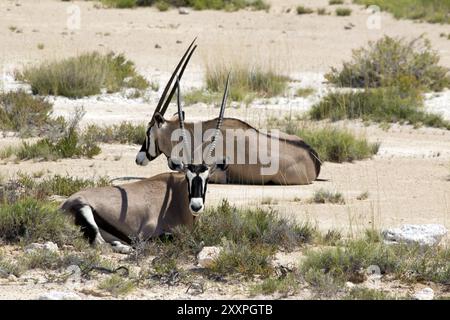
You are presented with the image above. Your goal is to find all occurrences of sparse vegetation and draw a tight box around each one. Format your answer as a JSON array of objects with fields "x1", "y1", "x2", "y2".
[
  {"x1": 9, "y1": 173, "x2": 110, "y2": 200},
  {"x1": 205, "y1": 64, "x2": 290, "y2": 103},
  {"x1": 335, "y1": 7, "x2": 352, "y2": 16},
  {"x1": 209, "y1": 239, "x2": 274, "y2": 277},
  {"x1": 145, "y1": 200, "x2": 316, "y2": 278},
  {"x1": 98, "y1": 274, "x2": 136, "y2": 296},
  {"x1": 326, "y1": 36, "x2": 450, "y2": 91},
  {"x1": 268, "y1": 117, "x2": 379, "y2": 162},
  {"x1": 295, "y1": 87, "x2": 315, "y2": 97},
  {"x1": 0, "y1": 198, "x2": 81, "y2": 245},
  {"x1": 343, "y1": 287, "x2": 394, "y2": 300},
  {"x1": 0, "y1": 91, "x2": 53, "y2": 136},
  {"x1": 357, "y1": 191, "x2": 369, "y2": 200},
  {"x1": 353, "y1": 0, "x2": 450, "y2": 24},
  {"x1": 4, "y1": 130, "x2": 101, "y2": 162},
  {"x1": 250, "y1": 274, "x2": 299, "y2": 296},
  {"x1": 100, "y1": 0, "x2": 270, "y2": 11},
  {"x1": 155, "y1": 0, "x2": 170, "y2": 11},
  {"x1": 18, "y1": 52, "x2": 149, "y2": 98},
  {"x1": 312, "y1": 189, "x2": 345, "y2": 204},
  {"x1": 309, "y1": 88, "x2": 450, "y2": 130},
  {"x1": 296, "y1": 6, "x2": 314, "y2": 15},
  {"x1": 298, "y1": 127, "x2": 379, "y2": 162},
  {"x1": 317, "y1": 8, "x2": 328, "y2": 15},
  {"x1": 83, "y1": 122, "x2": 146, "y2": 145},
  {"x1": 301, "y1": 235, "x2": 450, "y2": 293},
  {"x1": 329, "y1": 0, "x2": 344, "y2": 4},
  {"x1": 1, "y1": 109, "x2": 102, "y2": 161}
]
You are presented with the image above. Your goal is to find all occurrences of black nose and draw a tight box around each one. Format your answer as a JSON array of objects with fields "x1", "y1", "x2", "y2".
[{"x1": 190, "y1": 204, "x2": 202, "y2": 212}]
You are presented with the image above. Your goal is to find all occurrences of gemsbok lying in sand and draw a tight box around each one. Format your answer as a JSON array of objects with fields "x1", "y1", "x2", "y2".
[
  {"x1": 135, "y1": 39, "x2": 321, "y2": 185},
  {"x1": 61, "y1": 77, "x2": 229, "y2": 253}
]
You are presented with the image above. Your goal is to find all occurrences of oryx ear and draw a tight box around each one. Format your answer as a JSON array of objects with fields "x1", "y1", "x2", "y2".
[
  {"x1": 209, "y1": 157, "x2": 229, "y2": 174},
  {"x1": 172, "y1": 111, "x2": 185, "y2": 121},
  {"x1": 167, "y1": 157, "x2": 185, "y2": 172},
  {"x1": 154, "y1": 112, "x2": 165, "y2": 128}
]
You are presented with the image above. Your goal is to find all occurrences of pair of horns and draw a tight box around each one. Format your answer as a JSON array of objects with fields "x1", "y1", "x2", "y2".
[
  {"x1": 176, "y1": 73, "x2": 230, "y2": 164},
  {"x1": 149, "y1": 38, "x2": 197, "y2": 126}
]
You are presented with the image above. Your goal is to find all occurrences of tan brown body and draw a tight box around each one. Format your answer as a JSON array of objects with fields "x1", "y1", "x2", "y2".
[
  {"x1": 61, "y1": 172, "x2": 193, "y2": 244},
  {"x1": 153, "y1": 117, "x2": 321, "y2": 185}
]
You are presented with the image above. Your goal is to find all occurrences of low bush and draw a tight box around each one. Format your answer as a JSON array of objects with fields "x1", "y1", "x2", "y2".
[
  {"x1": 18, "y1": 52, "x2": 149, "y2": 98},
  {"x1": 325, "y1": 36, "x2": 450, "y2": 91}
]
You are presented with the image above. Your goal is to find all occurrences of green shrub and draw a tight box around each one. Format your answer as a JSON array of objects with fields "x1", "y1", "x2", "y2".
[
  {"x1": 98, "y1": 274, "x2": 136, "y2": 296},
  {"x1": 250, "y1": 274, "x2": 299, "y2": 296},
  {"x1": 296, "y1": 5, "x2": 314, "y2": 14},
  {"x1": 205, "y1": 64, "x2": 289, "y2": 102},
  {"x1": 18, "y1": 52, "x2": 149, "y2": 98},
  {"x1": 100, "y1": 0, "x2": 270, "y2": 11},
  {"x1": 209, "y1": 240, "x2": 274, "y2": 278},
  {"x1": 101, "y1": 0, "x2": 137, "y2": 8},
  {"x1": 186, "y1": 200, "x2": 315, "y2": 251},
  {"x1": 301, "y1": 238, "x2": 450, "y2": 286},
  {"x1": 295, "y1": 87, "x2": 315, "y2": 97},
  {"x1": 155, "y1": 0, "x2": 170, "y2": 10},
  {"x1": 300, "y1": 127, "x2": 379, "y2": 162},
  {"x1": 14, "y1": 128, "x2": 101, "y2": 161},
  {"x1": 325, "y1": 36, "x2": 450, "y2": 91},
  {"x1": 353, "y1": 0, "x2": 450, "y2": 24},
  {"x1": 312, "y1": 189, "x2": 345, "y2": 204},
  {"x1": 12, "y1": 173, "x2": 110, "y2": 200},
  {"x1": 329, "y1": 0, "x2": 343, "y2": 4},
  {"x1": 0, "y1": 91, "x2": 53, "y2": 135},
  {"x1": 0, "y1": 198, "x2": 81, "y2": 245},
  {"x1": 82, "y1": 122, "x2": 146, "y2": 145},
  {"x1": 309, "y1": 88, "x2": 450, "y2": 129},
  {"x1": 268, "y1": 117, "x2": 379, "y2": 162},
  {"x1": 335, "y1": 7, "x2": 351, "y2": 16}
]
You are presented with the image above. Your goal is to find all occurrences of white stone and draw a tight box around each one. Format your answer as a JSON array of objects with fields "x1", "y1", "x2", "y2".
[
  {"x1": 38, "y1": 291, "x2": 81, "y2": 300},
  {"x1": 382, "y1": 224, "x2": 447, "y2": 246},
  {"x1": 345, "y1": 282, "x2": 356, "y2": 289},
  {"x1": 178, "y1": 7, "x2": 189, "y2": 15},
  {"x1": 25, "y1": 241, "x2": 59, "y2": 253},
  {"x1": 197, "y1": 246, "x2": 222, "y2": 268},
  {"x1": 413, "y1": 288, "x2": 434, "y2": 300}
]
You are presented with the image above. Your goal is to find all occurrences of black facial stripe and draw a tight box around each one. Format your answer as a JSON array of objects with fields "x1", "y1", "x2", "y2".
[
  {"x1": 142, "y1": 127, "x2": 160, "y2": 161},
  {"x1": 190, "y1": 175, "x2": 204, "y2": 199}
]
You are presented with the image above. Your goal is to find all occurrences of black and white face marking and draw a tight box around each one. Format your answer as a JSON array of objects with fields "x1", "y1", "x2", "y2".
[
  {"x1": 136, "y1": 125, "x2": 160, "y2": 166},
  {"x1": 185, "y1": 164, "x2": 209, "y2": 215}
]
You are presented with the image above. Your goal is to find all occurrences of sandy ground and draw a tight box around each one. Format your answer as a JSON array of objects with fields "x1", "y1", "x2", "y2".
[{"x1": 0, "y1": 0, "x2": 449, "y2": 299}]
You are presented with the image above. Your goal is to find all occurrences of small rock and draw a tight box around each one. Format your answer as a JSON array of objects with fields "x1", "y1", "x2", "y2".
[
  {"x1": 178, "y1": 7, "x2": 189, "y2": 15},
  {"x1": 413, "y1": 288, "x2": 434, "y2": 300},
  {"x1": 155, "y1": 44, "x2": 161, "y2": 49},
  {"x1": 176, "y1": 40, "x2": 182, "y2": 44},
  {"x1": 186, "y1": 282, "x2": 204, "y2": 295},
  {"x1": 382, "y1": 224, "x2": 447, "y2": 246},
  {"x1": 25, "y1": 241, "x2": 59, "y2": 254},
  {"x1": 345, "y1": 281, "x2": 356, "y2": 289},
  {"x1": 197, "y1": 246, "x2": 222, "y2": 268},
  {"x1": 38, "y1": 291, "x2": 81, "y2": 300},
  {"x1": 7, "y1": 274, "x2": 17, "y2": 281}
]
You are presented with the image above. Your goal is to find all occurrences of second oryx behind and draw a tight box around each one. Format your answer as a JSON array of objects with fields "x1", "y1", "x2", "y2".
[{"x1": 135, "y1": 39, "x2": 321, "y2": 185}]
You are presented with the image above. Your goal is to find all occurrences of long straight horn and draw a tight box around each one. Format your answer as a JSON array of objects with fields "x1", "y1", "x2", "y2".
[
  {"x1": 208, "y1": 72, "x2": 230, "y2": 159},
  {"x1": 159, "y1": 44, "x2": 197, "y2": 118},
  {"x1": 149, "y1": 38, "x2": 197, "y2": 126},
  {"x1": 176, "y1": 76, "x2": 190, "y2": 163}
]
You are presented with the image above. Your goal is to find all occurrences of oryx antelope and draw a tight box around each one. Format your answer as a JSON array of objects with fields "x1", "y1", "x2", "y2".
[
  {"x1": 135, "y1": 40, "x2": 321, "y2": 185},
  {"x1": 61, "y1": 78, "x2": 229, "y2": 253}
]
